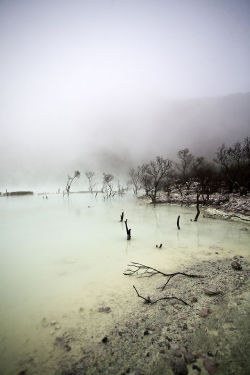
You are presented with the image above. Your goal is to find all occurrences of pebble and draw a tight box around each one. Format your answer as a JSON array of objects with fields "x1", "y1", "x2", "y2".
[
  {"x1": 231, "y1": 261, "x2": 242, "y2": 270},
  {"x1": 199, "y1": 308, "x2": 212, "y2": 318},
  {"x1": 191, "y1": 297, "x2": 198, "y2": 303},
  {"x1": 102, "y1": 336, "x2": 108, "y2": 343},
  {"x1": 203, "y1": 286, "x2": 221, "y2": 296}
]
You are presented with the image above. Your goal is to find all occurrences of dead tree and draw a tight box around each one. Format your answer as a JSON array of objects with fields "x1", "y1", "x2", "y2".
[
  {"x1": 125, "y1": 219, "x2": 131, "y2": 240},
  {"x1": 65, "y1": 170, "x2": 80, "y2": 195},
  {"x1": 124, "y1": 262, "x2": 203, "y2": 291},
  {"x1": 177, "y1": 215, "x2": 180, "y2": 230},
  {"x1": 85, "y1": 171, "x2": 95, "y2": 193},
  {"x1": 120, "y1": 211, "x2": 124, "y2": 222},
  {"x1": 194, "y1": 193, "x2": 200, "y2": 222}
]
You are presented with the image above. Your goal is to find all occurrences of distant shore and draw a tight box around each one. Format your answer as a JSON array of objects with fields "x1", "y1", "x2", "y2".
[{"x1": 139, "y1": 191, "x2": 250, "y2": 224}]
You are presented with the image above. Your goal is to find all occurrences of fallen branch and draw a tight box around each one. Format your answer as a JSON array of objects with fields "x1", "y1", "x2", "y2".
[
  {"x1": 124, "y1": 262, "x2": 204, "y2": 290},
  {"x1": 133, "y1": 285, "x2": 189, "y2": 306}
]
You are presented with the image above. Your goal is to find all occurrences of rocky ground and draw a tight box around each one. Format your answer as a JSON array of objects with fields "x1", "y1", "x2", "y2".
[{"x1": 19, "y1": 256, "x2": 249, "y2": 375}]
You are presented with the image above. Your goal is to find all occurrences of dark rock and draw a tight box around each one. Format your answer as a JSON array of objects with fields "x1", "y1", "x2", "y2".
[
  {"x1": 191, "y1": 297, "x2": 198, "y2": 303},
  {"x1": 102, "y1": 336, "x2": 108, "y2": 343},
  {"x1": 184, "y1": 352, "x2": 196, "y2": 364},
  {"x1": 203, "y1": 357, "x2": 217, "y2": 374},
  {"x1": 203, "y1": 286, "x2": 221, "y2": 296},
  {"x1": 172, "y1": 358, "x2": 188, "y2": 375},
  {"x1": 231, "y1": 261, "x2": 242, "y2": 270},
  {"x1": 17, "y1": 371, "x2": 27, "y2": 375}
]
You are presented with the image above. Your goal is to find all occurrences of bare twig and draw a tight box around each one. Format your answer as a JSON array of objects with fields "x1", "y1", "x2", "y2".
[
  {"x1": 133, "y1": 285, "x2": 189, "y2": 305},
  {"x1": 124, "y1": 262, "x2": 204, "y2": 290}
]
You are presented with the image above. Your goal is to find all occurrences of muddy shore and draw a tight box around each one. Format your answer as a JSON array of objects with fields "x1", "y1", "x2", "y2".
[{"x1": 18, "y1": 255, "x2": 249, "y2": 375}]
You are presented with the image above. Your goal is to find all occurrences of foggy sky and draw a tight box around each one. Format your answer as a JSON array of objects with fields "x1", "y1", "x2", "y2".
[{"x1": 1, "y1": 0, "x2": 250, "y2": 191}]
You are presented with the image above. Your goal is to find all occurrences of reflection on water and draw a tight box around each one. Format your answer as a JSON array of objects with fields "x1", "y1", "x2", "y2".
[{"x1": 0, "y1": 193, "x2": 249, "y2": 374}]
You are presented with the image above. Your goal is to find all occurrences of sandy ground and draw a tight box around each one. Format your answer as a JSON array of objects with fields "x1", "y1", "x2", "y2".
[{"x1": 18, "y1": 254, "x2": 249, "y2": 375}]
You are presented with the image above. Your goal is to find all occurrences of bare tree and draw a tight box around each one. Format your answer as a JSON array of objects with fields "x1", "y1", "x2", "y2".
[
  {"x1": 65, "y1": 170, "x2": 80, "y2": 194},
  {"x1": 139, "y1": 156, "x2": 172, "y2": 203},
  {"x1": 85, "y1": 171, "x2": 95, "y2": 193},
  {"x1": 176, "y1": 148, "x2": 194, "y2": 191},
  {"x1": 128, "y1": 167, "x2": 141, "y2": 196},
  {"x1": 102, "y1": 173, "x2": 114, "y2": 198}
]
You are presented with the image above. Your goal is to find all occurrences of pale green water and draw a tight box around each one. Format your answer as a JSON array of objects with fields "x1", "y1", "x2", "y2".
[{"x1": 0, "y1": 193, "x2": 249, "y2": 374}]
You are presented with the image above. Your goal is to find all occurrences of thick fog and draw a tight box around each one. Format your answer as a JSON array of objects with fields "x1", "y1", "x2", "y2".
[{"x1": 1, "y1": 0, "x2": 250, "y2": 191}]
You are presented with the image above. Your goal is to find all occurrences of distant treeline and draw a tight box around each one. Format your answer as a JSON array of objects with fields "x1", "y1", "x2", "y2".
[
  {"x1": 128, "y1": 136, "x2": 250, "y2": 203},
  {"x1": 67, "y1": 136, "x2": 250, "y2": 202}
]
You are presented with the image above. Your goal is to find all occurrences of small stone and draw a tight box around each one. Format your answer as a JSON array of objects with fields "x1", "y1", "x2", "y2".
[
  {"x1": 50, "y1": 320, "x2": 57, "y2": 325},
  {"x1": 191, "y1": 296, "x2": 198, "y2": 303},
  {"x1": 203, "y1": 357, "x2": 217, "y2": 374},
  {"x1": 203, "y1": 286, "x2": 221, "y2": 296},
  {"x1": 102, "y1": 336, "x2": 108, "y2": 343},
  {"x1": 172, "y1": 358, "x2": 188, "y2": 375},
  {"x1": 231, "y1": 261, "x2": 242, "y2": 270},
  {"x1": 144, "y1": 329, "x2": 153, "y2": 335},
  {"x1": 199, "y1": 308, "x2": 212, "y2": 318}
]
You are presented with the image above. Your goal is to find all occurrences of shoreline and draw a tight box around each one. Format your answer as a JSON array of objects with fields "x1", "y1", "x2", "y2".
[
  {"x1": 139, "y1": 192, "x2": 250, "y2": 224},
  {"x1": 18, "y1": 255, "x2": 249, "y2": 375}
]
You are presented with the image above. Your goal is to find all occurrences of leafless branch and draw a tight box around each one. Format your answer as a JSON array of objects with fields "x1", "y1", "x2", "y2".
[
  {"x1": 124, "y1": 262, "x2": 204, "y2": 290},
  {"x1": 133, "y1": 285, "x2": 189, "y2": 305}
]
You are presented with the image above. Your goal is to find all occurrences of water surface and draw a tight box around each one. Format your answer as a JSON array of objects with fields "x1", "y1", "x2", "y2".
[{"x1": 0, "y1": 193, "x2": 249, "y2": 374}]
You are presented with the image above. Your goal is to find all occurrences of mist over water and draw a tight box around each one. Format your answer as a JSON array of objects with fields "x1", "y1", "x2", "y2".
[
  {"x1": 0, "y1": 1, "x2": 250, "y2": 373},
  {"x1": 1, "y1": 0, "x2": 250, "y2": 191}
]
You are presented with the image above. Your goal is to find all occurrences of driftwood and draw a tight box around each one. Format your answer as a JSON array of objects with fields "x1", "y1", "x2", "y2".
[
  {"x1": 177, "y1": 215, "x2": 180, "y2": 230},
  {"x1": 133, "y1": 285, "x2": 189, "y2": 306},
  {"x1": 124, "y1": 262, "x2": 204, "y2": 291},
  {"x1": 125, "y1": 219, "x2": 131, "y2": 240}
]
